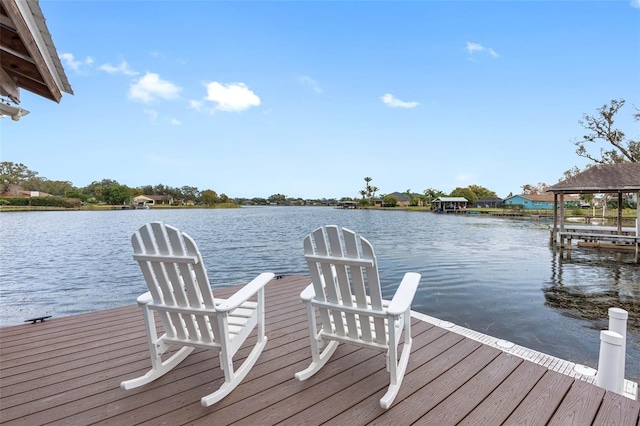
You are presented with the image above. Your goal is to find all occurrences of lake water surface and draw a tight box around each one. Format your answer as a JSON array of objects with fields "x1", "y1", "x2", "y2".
[{"x1": 1, "y1": 207, "x2": 638, "y2": 381}]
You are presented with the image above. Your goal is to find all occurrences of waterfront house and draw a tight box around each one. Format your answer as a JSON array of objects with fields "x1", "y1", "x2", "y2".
[
  {"x1": 133, "y1": 195, "x2": 173, "y2": 206},
  {"x1": 0, "y1": 184, "x2": 52, "y2": 198},
  {"x1": 388, "y1": 192, "x2": 423, "y2": 207},
  {"x1": 503, "y1": 194, "x2": 579, "y2": 210},
  {"x1": 390, "y1": 192, "x2": 411, "y2": 207},
  {"x1": 132, "y1": 195, "x2": 154, "y2": 207}
]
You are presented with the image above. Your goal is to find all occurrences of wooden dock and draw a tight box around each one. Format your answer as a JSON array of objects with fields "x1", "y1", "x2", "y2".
[
  {"x1": 1, "y1": 275, "x2": 639, "y2": 425},
  {"x1": 553, "y1": 225, "x2": 640, "y2": 262}
]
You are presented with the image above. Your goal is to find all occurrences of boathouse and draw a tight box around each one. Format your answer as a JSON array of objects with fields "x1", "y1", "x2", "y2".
[
  {"x1": 547, "y1": 163, "x2": 640, "y2": 256},
  {"x1": 432, "y1": 197, "x2": 469, "y2": 211}
]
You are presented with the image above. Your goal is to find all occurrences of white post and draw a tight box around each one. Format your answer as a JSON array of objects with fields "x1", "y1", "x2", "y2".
[
  {"x1": 596, "y1": 330, "x2": 624, "y2": 393},
  {"x1": 608, "y1": 308, "x2": 628, "y2": 394}
]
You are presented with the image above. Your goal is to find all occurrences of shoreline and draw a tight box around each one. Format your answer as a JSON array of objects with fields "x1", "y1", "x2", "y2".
[{"x1": 1, "y1": 204, "x2": 636, "y2": 225}]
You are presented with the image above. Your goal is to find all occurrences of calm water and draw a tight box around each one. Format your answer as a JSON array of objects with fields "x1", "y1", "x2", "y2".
[{"x1": 1, "y1": 207, "x2": 638, "y2": 381}]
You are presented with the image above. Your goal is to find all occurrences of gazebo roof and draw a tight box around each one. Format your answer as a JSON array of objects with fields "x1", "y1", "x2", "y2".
[{"x1": 547, "y1": 164, "x2": 640, "y2": 194}]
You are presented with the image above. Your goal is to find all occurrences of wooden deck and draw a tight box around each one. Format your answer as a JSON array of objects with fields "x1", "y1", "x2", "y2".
[{"x1": 1, "y1": 275, "x2": 639, "y2": 425}]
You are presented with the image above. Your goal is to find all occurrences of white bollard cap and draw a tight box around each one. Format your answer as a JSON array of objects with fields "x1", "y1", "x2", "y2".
[
  {"x1": 600, "y1": 330, "x2": 623, "y2": 345},
  {"x1": 608, "y1": 308, "x2": 628, "y2": 320}
]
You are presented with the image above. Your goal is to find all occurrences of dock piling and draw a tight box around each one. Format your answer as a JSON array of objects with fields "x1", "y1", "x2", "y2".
[
  {"x1": 597, "y1": 330, "x2": 624, "y2": 393},
  {"x1": 608, "y1": 308, "x2": 628, "y2": 394}
]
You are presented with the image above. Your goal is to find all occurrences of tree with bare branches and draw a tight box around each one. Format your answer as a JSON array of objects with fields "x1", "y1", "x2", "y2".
[{"x1": 573, "y1": 99, "x2": 639, "y2": 164}]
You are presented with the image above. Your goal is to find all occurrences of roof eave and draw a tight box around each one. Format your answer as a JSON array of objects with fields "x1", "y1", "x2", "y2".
[{"x1": 4, "y1": 0, "x2": 73, "y2": 103}]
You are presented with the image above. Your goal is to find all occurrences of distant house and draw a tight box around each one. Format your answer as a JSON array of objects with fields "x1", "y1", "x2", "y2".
[
  {"x1": 432, "y1": 197, "x2": 469, "y2": 210},
  {"x1": 132, "y1": 195, "x2": 174, "y2": 206},
  {"x1": 474, "y1": 197, "x2": 503, "y2": 208},
  {"x1": 387, "y1": 192, "x2": 423, "y2": 207},
  {"x1": 147, "y1": 195, "x2": 174, "y2": 205},
  {"x1": 132, "y1": 195, "x2": 154, "y2": 207},
  {"x1": 0, "y1": 184, "x2": 51, "y2": 198},
  {"x1": 503, "y1": 194, "x2": 578, "y2": 210}
]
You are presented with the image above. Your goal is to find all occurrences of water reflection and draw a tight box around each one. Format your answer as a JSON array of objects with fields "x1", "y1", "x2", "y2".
[{"x1": 547, "y1": 249, "x2": 639, "y2": 331}]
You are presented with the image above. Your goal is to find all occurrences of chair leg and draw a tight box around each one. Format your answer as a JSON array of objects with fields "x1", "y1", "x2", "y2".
[
  {"x1": 295, "y1": 340, "x2": 339, "y2": 381},
  {"x1": 121, "y1": 305, "x2": 195, "y2": 390},
  {"x1": 121, "y1": 346, "x2": 194, "y2": 390},
  {"x1": 201, "y1": 336, "x2": 268, "y2": 407},
  {"x1": 295, "y1": 303, "x2": 339, "y2": 381},
  {"x1": 380, "y1": 338, "x2": 411, "y2": 409},
  {"x1": 380, "y1": 314, "x2": 412, "y2": 409}
]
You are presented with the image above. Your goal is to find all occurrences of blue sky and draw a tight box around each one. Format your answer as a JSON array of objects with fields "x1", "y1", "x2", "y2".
[{"x1": 2, "y1": 1, "x2": 639, "y2": 199}]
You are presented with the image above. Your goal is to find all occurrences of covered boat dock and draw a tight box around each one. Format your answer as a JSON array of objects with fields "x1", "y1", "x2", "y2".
[{"x1": 547, "y1": 164, "x2": 640, "y2": 261}]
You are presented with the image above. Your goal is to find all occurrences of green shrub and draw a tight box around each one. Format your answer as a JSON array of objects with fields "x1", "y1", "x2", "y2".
[
  {"x1": 4, "y1": 197, "x2": 30, "y2": 206},
  {"x1": 2, "y1": 196, "x2": 81, "y2": 208}
]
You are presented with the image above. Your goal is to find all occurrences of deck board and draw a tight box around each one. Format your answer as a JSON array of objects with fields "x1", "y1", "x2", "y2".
[{"x1": 1, "y1": 275, "x2": 639, "y2": 426}]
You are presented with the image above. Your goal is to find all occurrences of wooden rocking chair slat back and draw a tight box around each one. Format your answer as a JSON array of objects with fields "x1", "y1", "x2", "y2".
[
  {"x1": 304, "y1": 225, "x2": 386, "y2": 344},
  {"x1": 132, "y1": 222, "x2": 218, "y2": 344}
]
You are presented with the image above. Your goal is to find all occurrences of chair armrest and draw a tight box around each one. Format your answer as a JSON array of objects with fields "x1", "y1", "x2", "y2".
[
  {"x1": 387, "y1": 272, "x2": 421, "y2": 316},
  {"x1": 136, "y1": 291, "x2": 153, "y2": 306},
  {"x1": 300, "y1": 283, "x2": 316, "y2": 301},
  {"x1": 216, "y1": 272, "x2": 275, "y2": 312}
]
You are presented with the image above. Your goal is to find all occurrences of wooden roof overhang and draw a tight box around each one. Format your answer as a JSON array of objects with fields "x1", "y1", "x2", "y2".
[
  {"x1": 0, "y1": 0, "x2": 72, "y2": 104},
  {"x1": 547, "y1": 164, "x2": 640, "y2": 239}
]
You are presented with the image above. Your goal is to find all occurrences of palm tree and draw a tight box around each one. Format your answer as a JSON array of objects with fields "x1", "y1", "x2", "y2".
[
  {"x1": 362, "y1": 177, "x2": 374, "y2": 206},
  {"x1": 370, "y1": 186, "x2": 379, "y2": 206},
  {"x1": 359, "y1": 189, "x2": 368, "y2": 206}
]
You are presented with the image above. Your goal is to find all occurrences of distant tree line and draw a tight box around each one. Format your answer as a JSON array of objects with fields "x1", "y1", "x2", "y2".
[
  {"x1": 0, "y1": 162, "x2": 231, "y2": 206},
  {"x1": 0, "y1": 162, "x2": 345, "y2": 207}
]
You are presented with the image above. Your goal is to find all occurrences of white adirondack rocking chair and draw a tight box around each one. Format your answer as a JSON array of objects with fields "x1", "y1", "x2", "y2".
[
  {"x1": 120, "y1": 222, "x2": 274, "y2": 407},
  {"x1": 295, "y1": 225, "x2": 421, "y2": 409}
]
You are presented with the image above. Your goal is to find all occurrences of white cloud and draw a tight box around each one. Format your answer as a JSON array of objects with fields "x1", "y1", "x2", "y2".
[
  {"x1": 381, "y1": 93, "x2": 419, "y2": 109},
  {"x1": 632, "y1": 0, "x2": 640, "y2": 8},
  {"x1": 143, "y1": 109, "x2": 158, "y2": 122},
  {"x1": 466, "y1": 42, "x2": 499, "y2": 58},
  {"x1": 204, "y1": 82, "x2": 261, "y2": 112},
  {"x1": 129, "y1": 72, "x2": 181, "y2": 103},
  {"x1": 189, "y1": 99, "x2": 203, "y2": 111},
  {"x1": 61, "y1": 53, "x2": 93, "y2": 72},
  {"x1": 99, "y1": 61, "x2": 138, "y2": 76},
  {"x1": 170, "y1": 118, "x2": 182, "y2": 126},
  {"x1": 299, "y1": 75, "x2": 323, "y2": 93}
]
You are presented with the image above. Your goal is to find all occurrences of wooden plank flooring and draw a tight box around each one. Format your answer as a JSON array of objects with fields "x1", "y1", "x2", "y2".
[{"x1": 1, "y1": 275, "x2": 639, "y2": 425}]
